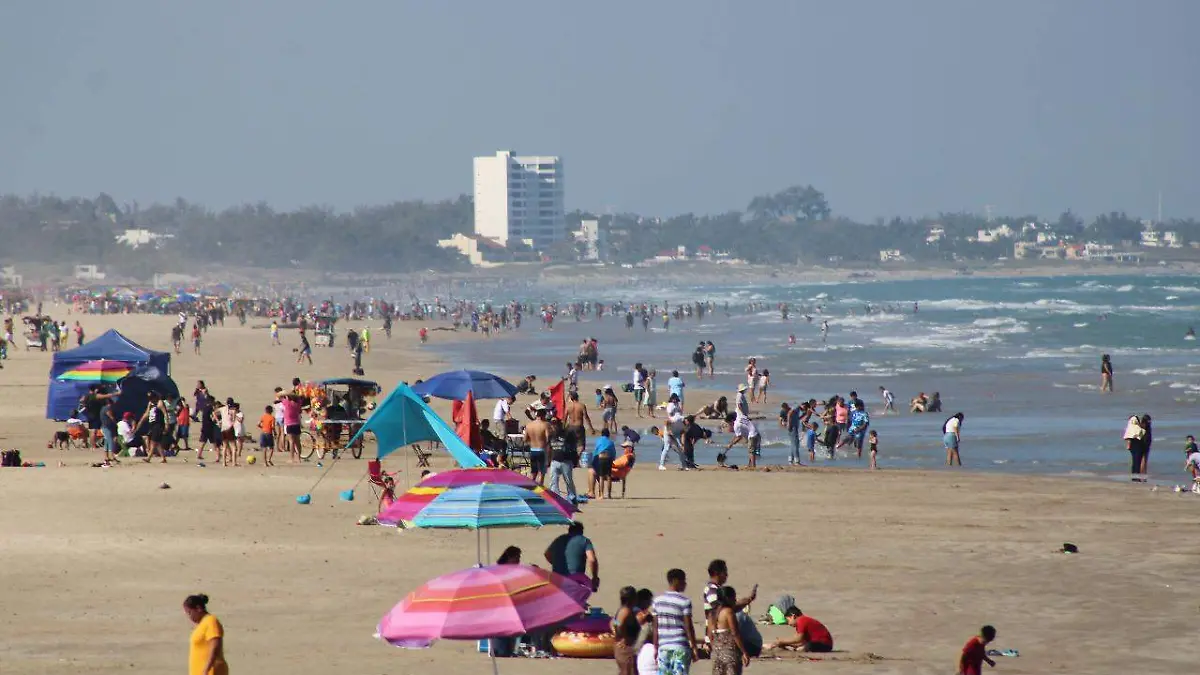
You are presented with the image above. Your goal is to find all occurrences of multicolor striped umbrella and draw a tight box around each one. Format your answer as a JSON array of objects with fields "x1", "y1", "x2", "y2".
[
  {"x1": 377, "y1": 563, "x2": 586, "y2": 644},
  {"x1": 57, "y1": 360, "x2": 133, "y2": 383},
  {"x1": 413, "y1": 483, "x2": 572, "y2": 530},
  {"x1": 377, "y1": 471, "x2": 577, "y2": 525}
]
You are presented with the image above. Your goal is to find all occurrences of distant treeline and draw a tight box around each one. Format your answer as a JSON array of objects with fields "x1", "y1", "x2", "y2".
[
  {"x1": 2, "y1": 187, "x2": 1198, "y2": 277},
  {"x1": 0, "y1": 193, "x2": 473, "y2": 277}
]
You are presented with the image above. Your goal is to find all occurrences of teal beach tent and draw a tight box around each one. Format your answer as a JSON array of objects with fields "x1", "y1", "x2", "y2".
[{"x1": 347, "y1": 384, "x2": 485, "y2": 467}]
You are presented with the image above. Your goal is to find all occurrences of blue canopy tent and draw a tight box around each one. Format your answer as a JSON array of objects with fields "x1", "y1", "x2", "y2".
[
  {"x1": 346, "y1": 383, "x2": 484, "y2": 467},
  {"x1": 46, "y1": 330, "x2": 171, "y2": 420}
]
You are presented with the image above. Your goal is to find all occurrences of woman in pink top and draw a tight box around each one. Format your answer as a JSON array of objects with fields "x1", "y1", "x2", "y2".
[
  {"x1": 280, "y1": 395, "x2": 303, "y2": 463},
  {"x1": 834, "y1": 397, "x2": 849, "y2": 433}
]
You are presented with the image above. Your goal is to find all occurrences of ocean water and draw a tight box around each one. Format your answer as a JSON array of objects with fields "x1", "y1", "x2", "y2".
[{"x1": 432, "y1": 274, "x2": 1200, "y2": 483}]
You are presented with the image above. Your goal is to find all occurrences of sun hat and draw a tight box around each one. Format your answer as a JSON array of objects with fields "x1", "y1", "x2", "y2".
[{"x1": 737, "y1": 383, "x2": 748, "y2": 392}]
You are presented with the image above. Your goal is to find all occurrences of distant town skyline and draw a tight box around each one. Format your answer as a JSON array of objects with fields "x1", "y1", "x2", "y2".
[{"x1": 1, "y1": 1, "x2": 1197, "y2": 221}]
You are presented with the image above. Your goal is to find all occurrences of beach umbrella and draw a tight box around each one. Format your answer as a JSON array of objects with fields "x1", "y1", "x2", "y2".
[
  {"x1": 411, "y1": 370, "x2": 518, "y2": 401},
  {"x1": 56, "y1": 359, "x2": 134, "y2": 384},
  {"x1": 377, "y1": 470, "x2": 577, "y2": 525},
  {"x1": 377, "y1": 563, "x2": 586, "y2": 672},
  {"x1": 414, "y1": 483, "x2": 572, "y2": 530},
  {"x1": 410, "y1": 483, "x2": 572, "y2": 563}
]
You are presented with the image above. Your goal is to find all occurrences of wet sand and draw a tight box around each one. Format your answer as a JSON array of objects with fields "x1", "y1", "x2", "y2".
[{"x1": 0, "y1": 313, "x2": 1195, "y2": 674}]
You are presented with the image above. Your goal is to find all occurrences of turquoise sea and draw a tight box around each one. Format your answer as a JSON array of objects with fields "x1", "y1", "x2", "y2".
[{"x1": 433, "y1": 274, "x2": 1200, "y2": 483}]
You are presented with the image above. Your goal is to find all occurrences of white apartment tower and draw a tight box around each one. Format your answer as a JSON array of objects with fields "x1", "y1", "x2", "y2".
[{"x1": 473, "y1": 150, "x2": 565, "y2": 249}]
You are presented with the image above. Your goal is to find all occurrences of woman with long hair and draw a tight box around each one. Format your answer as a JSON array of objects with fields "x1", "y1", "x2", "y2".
[
  {"x1": 1123, "y1": 414, "x2": 1147, "y2": 481},
  {"x1": 709, "y1": 586, "x2": 750, "y2": 674},
  {"x1": 612, "y1": 586, "x2": 640, "y2": 675}
]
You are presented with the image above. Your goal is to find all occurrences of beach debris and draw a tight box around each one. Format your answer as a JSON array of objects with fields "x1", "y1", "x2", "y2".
[
  {"x1": 158, "y1": 482, "x2": 171, "y2": 490},
  {"x1": 357, "y1": 515, "x2": 378, "y2": 526},
  {"x1": 339, "y1": 489, "x2": 355, "y2": 502},
  {"x1": 1060, "y1": 542, "x2": 1078, "y2": 554},
  {"x1": 296, "y1": 493, "x2": 312, "y2": 505},
  {"x1": 987, "y1": 649, "x2": 1020, "y2": 658}
]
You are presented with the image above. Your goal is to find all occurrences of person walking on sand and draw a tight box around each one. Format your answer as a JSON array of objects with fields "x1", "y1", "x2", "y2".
[
  {"x1": 296, "y1": 331, "x2": 313, "y2": 365},
  {"x1": 1100, "y1": 354, "x2": 1114, "y2": 393},
  {"x1": 270, "y1": 320, "x2": 281, "y2": 346},
  {"x1": 183, "y1": 594, "x2": 229, "y2": 675},
  {"x1": 652, "y1": 568, "x2": 699, "y2": 675},
  {"x1": 943, "y1": 412, "x2": 965, "y2": 466},
  {"x1": 744, "y1": 358, "x2": 758, "y2": 403},
  {"x1": 643, "y1": 369, "x2": 658, "y2": 419},
  {"x1": 958, "y1": 625, "x2": 997, "y2": 675}
]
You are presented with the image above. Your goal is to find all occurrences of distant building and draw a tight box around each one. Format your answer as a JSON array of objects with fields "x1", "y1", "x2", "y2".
[
  {"x1": 975, "y1": 224, "x2": 1014, "y2": 243},
  {"x1": 575, "y1": 219, "x2": 606, "y2": 261},
  {"x1": 878, "y1": 249, "x2": 905, "y2": 262},
  {"x1": 74, "y1": 264, "x2": 106, "y2": 281},
  {"x1": 1139, "y1": 222, "x2": 1181, "y2": 248},
  {"x1": 0, "y1": 266, "x2": 22, "y2": 288},
  {"x1": 473, "y1": 150, "x2": 565, "y2": 249},
  {"x1": 115, "y1": 228, "x2": 174, "y2": 249},
  {"x1": 437, "y1": 233, "x2": 538, "y2": 267},
  {"x1": 925, "y1": 227, "x2": 945, "y2": 244}
]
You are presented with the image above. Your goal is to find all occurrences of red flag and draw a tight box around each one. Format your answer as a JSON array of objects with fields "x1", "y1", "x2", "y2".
[
  {"x1": 548, "y1": 380, "x2": 566, "y2": 421},
  {"x1": 454, "y1": 391, "x2": 481, "y2": 451}
]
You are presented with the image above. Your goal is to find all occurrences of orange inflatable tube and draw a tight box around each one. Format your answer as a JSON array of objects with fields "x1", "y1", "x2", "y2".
[{"x1": 550, "y1": 631, "x2": 615, "y2": 658}]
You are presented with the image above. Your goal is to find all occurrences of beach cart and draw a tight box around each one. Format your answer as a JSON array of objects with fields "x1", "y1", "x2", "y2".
[
  {"x1": 312, "y1": 315, "x2": 337, "y2": 347},
  {"x1": 295, "y1": 378, "x2": 380, "y2": 460}
]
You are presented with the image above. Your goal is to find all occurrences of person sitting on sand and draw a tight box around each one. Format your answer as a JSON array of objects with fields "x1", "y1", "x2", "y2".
[
  {"x1": 765, "y1": 607, "x2": 833, "y2": 653},
  {"x1": 910, "y1": 392, "x2": 929, "y2": 413},
  {"x1": 378, "y1": 476, "x2": 396, "y2": 513},
  {"x1": 693, "y1": 396, "x2": 728, "y2": 420}
]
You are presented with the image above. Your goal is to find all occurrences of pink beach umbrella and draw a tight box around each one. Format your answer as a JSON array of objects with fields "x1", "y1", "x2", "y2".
[{"x1": 377, "y1": 564, "x2": 586, "y2": 672}]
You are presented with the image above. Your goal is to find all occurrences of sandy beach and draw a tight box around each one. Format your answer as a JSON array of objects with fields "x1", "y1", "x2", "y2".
[{"x1": 1, "y1": 313, "x2": 1196, "y2": 674}]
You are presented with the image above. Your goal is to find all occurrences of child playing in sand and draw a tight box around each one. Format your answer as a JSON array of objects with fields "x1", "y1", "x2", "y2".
[
  {"x1": 868, "y1": 430, "x2": 879, "y2": 470},
  {"x1": 258, "y1": 405, "x2": 276, "y2": 467},
  {"x1": 958, "y1": 625, "x2": 997, "y2": 675}
]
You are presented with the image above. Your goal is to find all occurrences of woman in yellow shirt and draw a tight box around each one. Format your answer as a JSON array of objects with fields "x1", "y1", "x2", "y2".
[{"x1": 184, "y1": 594, "x2": 229, "y2": 675}]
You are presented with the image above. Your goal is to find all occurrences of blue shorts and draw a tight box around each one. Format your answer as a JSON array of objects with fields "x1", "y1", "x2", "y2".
[
  {"x1": 943, "y1": 432, "x2": 959, "y2": 449},
  {"x1": 260, "y1": 433, "x2": 274, "y2": 449}
]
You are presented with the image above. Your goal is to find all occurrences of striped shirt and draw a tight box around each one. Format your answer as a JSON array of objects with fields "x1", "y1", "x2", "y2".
[{"x1": 652, "y1": 591, "x2": 692, "y2": 648}]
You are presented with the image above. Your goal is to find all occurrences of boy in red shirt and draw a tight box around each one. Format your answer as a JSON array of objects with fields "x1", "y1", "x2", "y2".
[
  {"x1": 766, "y1": 607, "x2": 833, "y2": 653},
  {"x1": 959, "y1": 625, "x2": 997, "y2": 675}
]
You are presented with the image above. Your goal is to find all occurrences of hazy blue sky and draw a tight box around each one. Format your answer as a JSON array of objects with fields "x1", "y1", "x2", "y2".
[{"x1": 1, "y1": 1, "x2": 1196, "y2": 221}]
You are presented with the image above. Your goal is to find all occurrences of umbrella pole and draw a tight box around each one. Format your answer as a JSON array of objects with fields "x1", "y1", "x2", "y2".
[
  {"x1": 476, "y1": 529, "x2": 482, "y2": 565},
  {"x1": 491, "y1": 652, "x2": 500, "y2": 675},
  {"x1": 486, "y1": 529, "x2": 491, "y2": 562}
]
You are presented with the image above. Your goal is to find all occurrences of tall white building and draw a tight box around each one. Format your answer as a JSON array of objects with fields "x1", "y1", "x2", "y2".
[{"x1": 473, "y1": 150, "x2": 565, "y2": 249}]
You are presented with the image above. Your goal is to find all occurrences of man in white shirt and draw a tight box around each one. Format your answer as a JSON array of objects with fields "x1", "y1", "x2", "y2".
[
  {"x1": 725, "y1": 412, "x2": 761, "y2": 469},
  {"x1": 116, "y1": 412, "x2": 141, "y2": 454},
  {"x1": 493, "y1": 395, "x2": 514, "y2": 428},
  {"x1": 566, "y1": 363, "x2": 579, "y2": 394}
]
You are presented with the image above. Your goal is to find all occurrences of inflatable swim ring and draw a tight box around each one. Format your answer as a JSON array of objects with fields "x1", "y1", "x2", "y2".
[{"x1": 551, "y1": 630, "x2": 614, "y2": 658}]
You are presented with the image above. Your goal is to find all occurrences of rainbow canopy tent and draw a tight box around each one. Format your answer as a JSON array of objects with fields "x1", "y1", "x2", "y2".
[
  {"x1": 347, "y1": 384, "x2": 485, "y2": 468},
  {"x1": 46, "y1": 330, "x2": 172, "y2": 420}
]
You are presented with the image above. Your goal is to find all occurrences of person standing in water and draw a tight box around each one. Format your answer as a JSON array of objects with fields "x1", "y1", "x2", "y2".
[
  {"x1": 943, "y1": 412, "x2": 965, "y2": 466},
  {"x1": 1100, "y1": 354, "x2": 1114, "y2": 393}
]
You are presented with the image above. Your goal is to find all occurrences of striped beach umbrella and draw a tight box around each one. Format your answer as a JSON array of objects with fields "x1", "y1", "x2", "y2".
[
  {"x1": 57, "y1": 360, "x2": 133, "y2": 384},
  {"x1": 377, "y1": 563, "x2": 586, "y2": 644},
  {"x1": 413, "y1": 483, "x2": 571, "y2": 530},
  {"x1": 377, "y1": 471, "x2": 576, "y2": 526}
]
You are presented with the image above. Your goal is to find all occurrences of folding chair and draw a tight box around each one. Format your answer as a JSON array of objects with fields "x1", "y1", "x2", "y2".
[
  {"x1": 366, "y1": 459, "x2": 395, "y2": 501},
  {"x1": 411, "y1": 443, "x2": 433, "y2": 468}
]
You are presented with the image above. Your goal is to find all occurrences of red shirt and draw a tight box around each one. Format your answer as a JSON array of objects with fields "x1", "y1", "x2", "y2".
[
  {"x1": 960, "y1": 637, "x2": 986, "y2": 675},
  {"x1": 794, "y1": 616, "x2": 833, "y2": 647}
]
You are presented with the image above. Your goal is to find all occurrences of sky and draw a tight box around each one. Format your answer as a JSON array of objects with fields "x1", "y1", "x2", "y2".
[{"x1": 1, "y1": 0, "x2": 1197, "y2": 221}]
